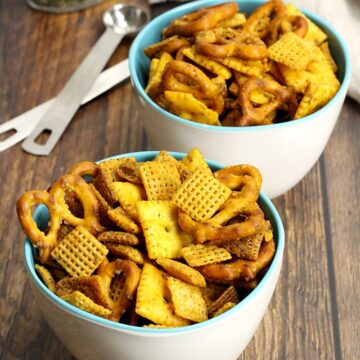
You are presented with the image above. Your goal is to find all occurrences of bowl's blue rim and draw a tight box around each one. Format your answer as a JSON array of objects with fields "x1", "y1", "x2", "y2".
[
  {"x1": 129, "y1": 0, "x2": 352, "y2": 133},
  {"x1": 24, "y1": 151, "x2": 285, "y2": 335}
]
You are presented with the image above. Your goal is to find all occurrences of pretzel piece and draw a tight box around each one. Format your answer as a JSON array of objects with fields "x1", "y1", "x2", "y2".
[
  {"x1": 237, "y1": 78, "x2": 296, "y2": 126},
  {"x1": 50, "y1": 173, "x2": 104, "y2": 235},
  {"x1": 198, "y1": 239, "x2": 276, "y2": 281},
  {"x1": 163, "y1": 2, "x2": 239, "y2": 37},
  {"x1": 67, "y1": 161, "x2": 99, "y2": 178},
  {"x1": 178, "y1": 201, "x2": 266, "y2": 245},
  {"x1": 17, "y1": 190, "x2": 61, "y2": 264},
  {"x1": 195, "y1": 28, "x2": 268, "y2": 61},
  {"x1": 97, "y1": 258, "x2": 141, "y2": 322},
  {"x1": 243, "y1": 0, "x2": 286, "y2": 39}
]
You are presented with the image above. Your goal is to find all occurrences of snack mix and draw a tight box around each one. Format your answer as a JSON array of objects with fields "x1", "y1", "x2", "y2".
[
  {"x1": 144, "y1": 0, "x2": 340, "y2": 126},
  {"x1": 17, "y1": 149, "x2": 276, "y2": 327}
]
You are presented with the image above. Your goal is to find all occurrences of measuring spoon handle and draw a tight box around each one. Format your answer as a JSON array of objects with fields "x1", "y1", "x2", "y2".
[{"x1": 22, "y1": 28, "x2": 123, "y2": 156}]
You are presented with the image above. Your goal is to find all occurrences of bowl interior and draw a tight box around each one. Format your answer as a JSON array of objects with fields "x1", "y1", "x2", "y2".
[
  {"x1": 129, "y1": 0, "x2": 351, "y2": 130},
  {"x1": 24, "y1": 151, "x2": 285, "y2": 334}
]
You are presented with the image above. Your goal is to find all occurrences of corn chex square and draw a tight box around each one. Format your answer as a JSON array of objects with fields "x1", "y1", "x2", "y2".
[
  {"x1": 268, "y1": 32, "x2": 312, "y2": 70},
  {"x1": 172, "y1": 169, "x2": 231, "y2": 222},
  {"x1": 167, "y1": 276, "x2": 208, "y2": 323},
  {"x1": 139, "y1": 161, "x2": 181, "y2": 201},
  {"x1": 135, "y1": 263, "x2": 190, "y2": 327},
  {"x1": 181, "y1": 244, "x2": 232, "y2": 267},
  {"x1": 51, "y1": 226, "x2": 108, "y2": 277},
  {"x1": 136, "y1": 200, "x2": 193, "y2": 259}
]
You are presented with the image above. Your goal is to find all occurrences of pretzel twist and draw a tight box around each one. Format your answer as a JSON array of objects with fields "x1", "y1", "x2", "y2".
[
  {"x1": 196, "y1": 28, "x2": 268, "y2": 60},
  {"x1": 237, "y1": 78, "x2": 296, "y2": 126},
  {"x1": 163, "y1": 60, "x2": 220, "y2": 99},
  {"x1": 50, "y1": 174, "x2": 104, "y2": 235},
  {"x1": 17, "y1": 174, "x2": 104, "y2": 264},
  {"x1": 178, "y1": 200, "x2": 265, "y2": 245},
  {"x1": 163, "y1": 2, "x2": 239, "y2": 37},
  {"x1": 67, "y1": 161, "x2": 99, "y2": 178},
  {"x1": 177, "y1": 164, "x2": 266, "y2": 245},
  {"x1": 97, "y1": 258, "x2": 141, "y2": 322},
  {"x1": 243, "y1": 0, "x2": 286, "y2": 39},
  {"x1": 267, "y1": 14, "x2": 308, "y2": 45},
  {"x1": 197, "y1": 239, "x2": 276, "y2": 281},
  {"x1": 16, "y1": 190, "x2": 60, "y2": 264}
]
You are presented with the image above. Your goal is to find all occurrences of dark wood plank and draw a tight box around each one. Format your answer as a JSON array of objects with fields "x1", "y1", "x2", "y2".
[
  {"x1": 239, "y1": 164, "x2": 337, "y2": 359},
  {"x1": 322, "y1": 98, "x2": 360, "y2": 359}
]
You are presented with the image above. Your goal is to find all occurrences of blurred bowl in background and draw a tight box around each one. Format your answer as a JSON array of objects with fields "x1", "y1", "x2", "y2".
[{"x1": 129, "y1": 0, "x2": 351, "y2": 199}]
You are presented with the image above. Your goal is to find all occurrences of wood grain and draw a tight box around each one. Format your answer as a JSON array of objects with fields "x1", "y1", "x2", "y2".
[
  {"x1": 0, "y1": 1, "x2": 359, "y2": 360},
  {"x1": 321, "y1": 99, "x2": 360, "y2": 359}
]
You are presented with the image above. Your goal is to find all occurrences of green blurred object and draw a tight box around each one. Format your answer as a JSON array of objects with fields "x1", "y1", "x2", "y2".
[{"x1": 26, "y1": 0, "x2": 104, "y2": 12}]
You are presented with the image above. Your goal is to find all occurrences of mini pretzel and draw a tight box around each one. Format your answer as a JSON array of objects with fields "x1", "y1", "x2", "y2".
[
  {"x1": 144, "y1": 36, "x2": 191, "y2": 58},
  {"x1": 267, "y1": 14, "x2": 308, "y2": 45},
  {"x1": 178, "y1": 202, "x2": 266, "y2": 245},
  {"x1": 16, "y1": 190, "x2": 60, "y2": 264},
  {"x1": 50, "y1": 174, "x2": 104, "y2": 235},
  {"x1": 237, "y1": 78, "x2": 296, "y2": 126},
  {"x1": 206, "y1": 166, "x2": 262, "y2": 227},
  {"x1": 97, "y1": 258, "x2": 141, "y2": 322},
  {"x1": 67, "y1": 161, "x2": 99, "y2": 178},
  {"x1": 214, "y1": 164, "x2": 262, "y2": 193},
  {"x1": 163, "y1": 60, "x2": 220, "y2": 99},
  {"x1": 198, "y1": 239, "x2": 276, "y2": 281},
  {"x1": 163, "y1": 2, "x2": 239, "y2": 37},
  {"x1": 17, "y1": 174, "x2": 104, "y2": 264},
  {"x1": 177, "y1": 163, "x2": 265, "y2": 245},
  {"x1": 195, "y1": 28, "x2": 268, "y2": 61},
  {"x1": 243, "y1": 0, "x2": 286, "y2": 39}
]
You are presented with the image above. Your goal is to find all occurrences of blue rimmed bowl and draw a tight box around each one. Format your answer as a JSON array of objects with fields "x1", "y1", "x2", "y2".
[
  {"x1": 129, "y1": 0, "x2": 351, "y2": 199},
  {"x1": 24, "y1": 151, "x2": 284, "y2": 360}
]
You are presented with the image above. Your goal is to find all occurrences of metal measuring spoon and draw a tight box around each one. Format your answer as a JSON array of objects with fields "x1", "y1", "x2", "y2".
[{"x1": 22, "y1": 3, "x2": 149, "y2": 156}]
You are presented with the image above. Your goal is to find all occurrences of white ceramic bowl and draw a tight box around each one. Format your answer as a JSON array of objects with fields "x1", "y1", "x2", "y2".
[
  {"x1": 129, "y1": 0, "x2": 351, "y2": 199},
  {"x1": 24, "y1": 151, "x2": 285, "y2": 360}
]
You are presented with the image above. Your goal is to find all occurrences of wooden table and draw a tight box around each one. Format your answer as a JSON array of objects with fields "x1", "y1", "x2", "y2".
[{"x1": 1, "y1": 1, "x2": 359, "y2": 359}]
